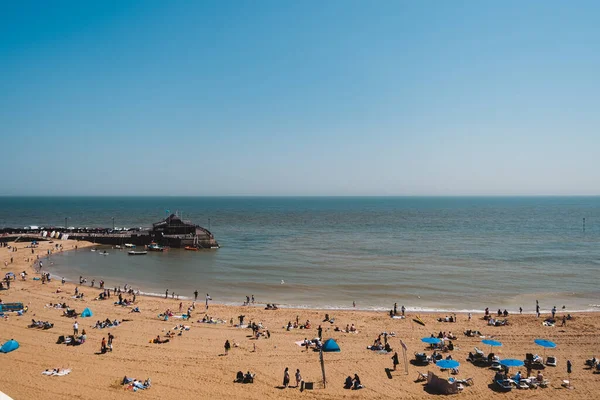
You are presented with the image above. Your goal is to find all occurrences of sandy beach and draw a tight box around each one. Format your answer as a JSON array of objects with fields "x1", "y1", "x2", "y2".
[{"x1": 1, "y1": 239, "x2": 599, "y2": 399}]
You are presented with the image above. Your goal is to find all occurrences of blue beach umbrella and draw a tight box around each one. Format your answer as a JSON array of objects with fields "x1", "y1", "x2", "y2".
[
  {"x1": 482, "y1": 339, "x2": 502, "y2": 354},
  {"x1": 534, "y1": 339, "x2": 556, "y2": 349},
  {"x1": 436, "y1": 359, "x2": 460, "y2": 370},
  {"x1": 422, "y1": 337, "x2": 442, "y2": 345},
  {"x1": 500, "y1": 359, "x2": 524, "y2": 368},
  {"x1": 534, "y1": 339, "x2": 556, "y2": 360}
]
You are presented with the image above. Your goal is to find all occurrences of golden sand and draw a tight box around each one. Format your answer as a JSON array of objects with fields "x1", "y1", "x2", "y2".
[{"x1": 0, "y1": 239, "x2": 598, "y2": 399}]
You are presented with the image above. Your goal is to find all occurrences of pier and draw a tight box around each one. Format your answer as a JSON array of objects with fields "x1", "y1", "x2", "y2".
[{"x1": 0, "y1": 213, "x2": 219, "y2": 249}]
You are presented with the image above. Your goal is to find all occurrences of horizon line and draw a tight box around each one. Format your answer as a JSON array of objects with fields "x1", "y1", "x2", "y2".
[{"x1": 1, "y1": 194, "x2": 600, "y2": 198}]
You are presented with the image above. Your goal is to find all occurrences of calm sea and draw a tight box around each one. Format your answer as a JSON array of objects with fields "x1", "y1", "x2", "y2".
[{"x1": 1, "y1": 197, "x2": 599, "y2": 312}]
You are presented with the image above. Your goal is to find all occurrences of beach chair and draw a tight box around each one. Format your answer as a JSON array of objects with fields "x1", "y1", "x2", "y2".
[
  {"x1": 456, "y1": 377, "x2": 474, "y2": 386},
  {"x1": 416, "y1": 371, "x2": 428, "y2": 382},
  {"x1": 546, "y1": 356, "x2": 557, "y2": 367},
  {"x1": 494, "y1": 379, "x2": 512, "y2": 392},
  {"x1": 518, "y1": 380, "x2": 530, "y2": 390},
  {"x1": 414, "y1": 353, "x2": 430, "y2": 365}
]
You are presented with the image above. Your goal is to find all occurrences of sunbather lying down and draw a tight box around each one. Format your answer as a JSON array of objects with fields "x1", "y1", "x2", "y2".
[
  {"x1": 151, "y1": 335, "x2": 170, "y2": 344},
  {"x1": 122, "y1": 376, "x2": 151, "y2": 391},
  {"x1": 42, "y1": 368, "x2": 71, "y2": 376}
]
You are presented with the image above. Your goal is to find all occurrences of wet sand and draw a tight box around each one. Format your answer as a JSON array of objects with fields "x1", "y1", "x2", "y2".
[{"x1": 1, "y1": 239, "x2": 598, "y2": 399}]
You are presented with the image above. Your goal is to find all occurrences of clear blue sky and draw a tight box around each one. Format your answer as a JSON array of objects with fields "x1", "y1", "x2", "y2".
[{"x1": 2, "y1": 1, "x2": 599, "y2": 196}]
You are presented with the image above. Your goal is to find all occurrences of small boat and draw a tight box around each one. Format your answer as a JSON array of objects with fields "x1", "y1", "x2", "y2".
[
  {"x1": 100, "y1": 251, "x2": 109, "y2": 256},
  {"x1": 147, "y1": 243, "x2": 165, "y2": 252},
  {"x1": 91, "y1": 249, "x2": 96, "y2": 252},
  {"x1": 184, "y1": 246, "x2": 198, "y2": 251},
  {"x1": 128, "y1": 251, "x2": 147, "y2": 256},
  {"x1": 115, "y1": 245, "x2": 122, "y2": 249},
  {"x1": 124, "y1": 244, "x2": 136, "y2": 248}
]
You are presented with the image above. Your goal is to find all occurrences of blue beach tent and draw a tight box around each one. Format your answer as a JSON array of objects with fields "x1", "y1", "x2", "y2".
[
  {"x1": 322, "y1": 338, "x2": 340, "y2": 352},
  {"x1": 81, "y1": 308, "x2": 93, "y2": 318},
  {"x1": 0, "y1": 339, "x2": 19, "y2": 353}
]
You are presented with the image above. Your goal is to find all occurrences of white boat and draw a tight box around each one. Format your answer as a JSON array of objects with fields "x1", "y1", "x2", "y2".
[
  {"x1": 91, "y1": 249, "x2": 96, "y2": 252},
  {"x1": 124, "y1": 244, "x2": 136, "y2": 248},
  {"x1": 128, "y1": 251, "x2": 147, "y2": 256},
  {"x1": 115, "y1": 245, "x2": 122, "y2": 249},
  {"x1": 99, "y1": 251, "x2": 109, "y2": 256}
]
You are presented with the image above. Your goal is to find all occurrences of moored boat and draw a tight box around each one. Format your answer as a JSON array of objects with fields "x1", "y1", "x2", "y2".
[
  {"x1": 147, "y1": 243, "x2": 165, "y2": 252},
  {"x1": 128, "y1": 251, "x2": 147, "y2": 255},
  {"x1": 124, "y1": 244, "x2": 136, "y2": 248},
  {"x1": 184, "y1": 246, "x2": 198, "y2": 251}
]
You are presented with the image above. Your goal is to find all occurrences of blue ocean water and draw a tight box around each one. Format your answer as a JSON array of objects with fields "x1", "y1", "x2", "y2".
[{"x1": 1, "y1": 196, "x2": 599, "y2": 312}]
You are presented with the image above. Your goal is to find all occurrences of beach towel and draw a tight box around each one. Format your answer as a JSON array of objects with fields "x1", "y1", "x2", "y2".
[
  {"x1": 42, "y1": 369, "x2": 71, "y2": 376},
  {"x1": 392, "y1": 316, "x2": 405, "y2": 319}
]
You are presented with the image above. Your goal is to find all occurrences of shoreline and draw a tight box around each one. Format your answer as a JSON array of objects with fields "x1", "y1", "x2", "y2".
[{"x1": 45, "y1": 245, "x2": 600, "y2": 315}]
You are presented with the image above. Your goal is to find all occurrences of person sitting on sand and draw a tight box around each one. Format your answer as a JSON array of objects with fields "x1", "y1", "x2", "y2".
[
  {"x1": 234, "y1": 371, "x2": 244, "y2": 383},
  {"x1": 512, "y1": 370, "x2": 521, "y2": 384},
  {"x1": 352, "y1": 374, "x2": 363, "y2": 390},
  {"x1": 503, "y1": 309, "x2": 509, "y2": 317},
  {"x1": 323, "y1": 314, "x2": 330, "y2": 322},
  {"x1": 536, "y1": 371, "x2": 543, "y2": 382},
  {"x1": 344, "y1": 376, "x2": 353, "y2": 389}
]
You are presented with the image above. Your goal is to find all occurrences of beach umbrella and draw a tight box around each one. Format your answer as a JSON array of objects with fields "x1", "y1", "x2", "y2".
[
  {"x1": 436, "y1": 359, "x2": 460, "y2": 370},
  {"x1": 534, "y1": 339, "x2": 556, "y2": 360},
  {"x1": 320, "y1": 338, "x2": 340, "y2": 388},
  {"x1": 422, "y1": 337, "x2": 442, "y2": 345},
  {"x1": 436, "y1": 359, "x2": 460, "y2": 377},
  {"x1": 500, "y1": 358, "x2": 524, "y2": 371},
  {"x1": 0, "y1": 340, "x2": 19, "y2": 353},
  {"x1": 482, "y1": 339, "x2": 502, "y2": 354}
]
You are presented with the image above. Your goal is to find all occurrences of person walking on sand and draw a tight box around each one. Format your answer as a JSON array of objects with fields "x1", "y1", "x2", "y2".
[
  {"x1": 73, "y1": 320, "x2": 79, "y2": 336},
  {"x1": 224, "y1": 339, "x2": 231, "y2": 355},
  {"x1": 317, "y1": 325, "x2": 323, "y2": 340},
  {"x1": 194, "y1": 290, "x2": 198, "y2": 301},
  {"x1": 165, "y1": 289, "x2": 168, "y2": 299},
  {"x1": 295, "y1": 369, "x2": 302, "y2": 388},
  {"x1": 392, "y1": 352, "x2": 399, "y2": 371},
  {"x1": 179, "y1": 302, "x2": 183, "y2": 313},
  {"x1": 206, "y1": 294, "x2": 211, "y2": 310},
  {"x1": 108, "y1": 333, "x2": 114, "y2": 351},
  {"x1": 401, "y1": 305, "x2": 406, "y2": 316},
  {"x1": 283, "y1": 367, "x2": 290, "y2": 388}
]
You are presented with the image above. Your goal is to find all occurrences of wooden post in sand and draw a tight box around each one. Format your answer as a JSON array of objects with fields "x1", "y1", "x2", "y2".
[
  {"x1": 320, "y1": 347, "x2": 327, "y2": 388},
  {"x1": 400, "y1": 340, "x2": 409, "y2": 375}
]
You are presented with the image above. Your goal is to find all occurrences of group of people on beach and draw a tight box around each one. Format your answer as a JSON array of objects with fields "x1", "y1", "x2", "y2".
[{"x1": 282, "y1": 367, "x2": 303, "y2": 389}]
